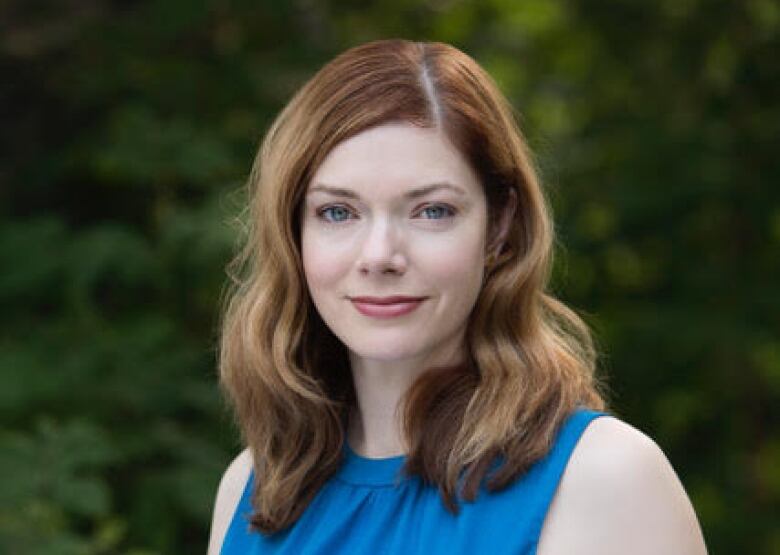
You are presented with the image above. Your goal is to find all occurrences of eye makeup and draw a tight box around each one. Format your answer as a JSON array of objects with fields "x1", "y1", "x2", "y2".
[{"x1": 315, "y1": 202, "x2": 459, "y2": 225}]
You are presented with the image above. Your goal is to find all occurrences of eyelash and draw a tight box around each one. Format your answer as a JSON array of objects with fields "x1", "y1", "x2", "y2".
[{"x1": 315, "y1": 203, "x2": 457, "y2": 225}]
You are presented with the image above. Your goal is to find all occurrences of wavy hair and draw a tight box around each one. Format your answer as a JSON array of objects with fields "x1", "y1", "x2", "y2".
[{"x1": 218, "y1": 38, "x2": 609, "y2": 535}]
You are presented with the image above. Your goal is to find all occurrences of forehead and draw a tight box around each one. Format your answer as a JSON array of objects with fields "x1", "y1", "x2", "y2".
[{"x1": 306, "y1": 122, "x2": 482, "y2": 198}]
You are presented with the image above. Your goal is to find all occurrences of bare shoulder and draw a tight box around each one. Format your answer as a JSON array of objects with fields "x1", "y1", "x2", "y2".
[
  {"x1": 536, "y1": 415, "x2": 709, "y2": 555},
  {"x1": 206, "y1": 447, "x2": 254, "y2": 555}
]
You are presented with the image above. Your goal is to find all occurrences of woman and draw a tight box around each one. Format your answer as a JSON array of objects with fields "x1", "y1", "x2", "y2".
[{"x1": 207, "y1": 39, "x2": 708, "y2": 554}]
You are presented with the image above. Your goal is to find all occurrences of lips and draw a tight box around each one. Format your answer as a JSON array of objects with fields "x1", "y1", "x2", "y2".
[
  {"x1": 349, "y1": 295, "x2": 428, "y2": 318},
  {"x1": 349, "y1": 295, "x2": 427, "y2": 305}
]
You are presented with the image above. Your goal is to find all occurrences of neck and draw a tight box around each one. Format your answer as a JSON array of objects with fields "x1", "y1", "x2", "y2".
[{"x1": 345, "y1": 336, "x2": 466, "y2": 459}]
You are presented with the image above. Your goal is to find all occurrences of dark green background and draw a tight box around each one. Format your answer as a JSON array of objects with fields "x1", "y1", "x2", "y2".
[{"x1": 2, "y1": 0, "x2": 778, "y2": 553}]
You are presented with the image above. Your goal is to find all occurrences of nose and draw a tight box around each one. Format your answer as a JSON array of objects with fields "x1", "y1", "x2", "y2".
[{"x1": 357, "y1": 216, "x2": 407, "y2": 275}]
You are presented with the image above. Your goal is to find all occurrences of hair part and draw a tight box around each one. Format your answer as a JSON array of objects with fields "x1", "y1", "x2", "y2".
[{"x1": 218, "y1": 38, "x2": 610, "y2": 535}]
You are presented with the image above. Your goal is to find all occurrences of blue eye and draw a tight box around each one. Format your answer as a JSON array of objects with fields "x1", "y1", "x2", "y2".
[
  {"x1": 418, "y1": 204, "x2": 456, "y2": 219},
  {"x1": 318, "y1": 205, "x2": 354, "y2": 223},
  {"x1": 315, "y1": 203, "x2": 456, "y2": 225}
]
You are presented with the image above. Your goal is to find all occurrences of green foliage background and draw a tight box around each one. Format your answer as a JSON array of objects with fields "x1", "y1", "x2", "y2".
[{"x1": 2, "y1": 0, "x2": 778, "y2": 553}]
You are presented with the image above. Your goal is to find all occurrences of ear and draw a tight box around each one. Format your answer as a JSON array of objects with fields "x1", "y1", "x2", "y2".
[{"x1": 486, "y1": 187, "x2": 517, "y2": 260}]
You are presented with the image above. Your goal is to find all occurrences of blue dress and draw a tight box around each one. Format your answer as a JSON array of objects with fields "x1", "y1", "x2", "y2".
[{"x1": 221, "y1": 407, "x2": 609, "y2": 554}]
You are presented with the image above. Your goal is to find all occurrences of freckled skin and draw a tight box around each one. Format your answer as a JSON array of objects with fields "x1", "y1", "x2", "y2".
[{"x1": 300, "y1": 122, "x2": 488, "y2": 367}]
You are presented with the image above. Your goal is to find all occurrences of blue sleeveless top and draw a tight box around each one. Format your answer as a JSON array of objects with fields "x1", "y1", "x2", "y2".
[{"x1": 221, "y1": 407, "x2": 608, "y2": 555}]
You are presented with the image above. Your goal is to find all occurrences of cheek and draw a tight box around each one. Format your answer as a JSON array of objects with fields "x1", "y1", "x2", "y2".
[
  {"x1": 432, "y1": 248, "x2": 484, "y2": 291},
  {"x1": 417, "y1": 230, "x2": 485, "y2": 294},
  {"x1": 301, "y1": 232, "x2": 350, "y2": 292}
]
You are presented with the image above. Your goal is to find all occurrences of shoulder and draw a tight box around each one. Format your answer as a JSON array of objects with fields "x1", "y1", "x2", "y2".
[
  {"x1": 537, "y1": 415, "x2": 708, "y2": 555},
  {"x1": 206, "y1": 447, "x2": 254, "y2": 555}
]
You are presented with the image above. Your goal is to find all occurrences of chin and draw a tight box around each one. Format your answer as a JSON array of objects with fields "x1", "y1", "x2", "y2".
[
  {"x1": 351, "y1": 347, "x2": 416, "y2": 362},
  {"x1": 345, "y1": 339, "x2": 422, "y2": 363}
]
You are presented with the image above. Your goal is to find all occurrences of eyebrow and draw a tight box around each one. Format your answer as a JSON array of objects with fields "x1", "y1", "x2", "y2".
[{"x1": 307, "y1": 182, "x2": 467, "y2": 199}]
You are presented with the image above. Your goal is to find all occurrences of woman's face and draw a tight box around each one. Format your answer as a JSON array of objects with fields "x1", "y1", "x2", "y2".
[{"x1": 300, "y1": 122, "x2": 489, "y2": 364}]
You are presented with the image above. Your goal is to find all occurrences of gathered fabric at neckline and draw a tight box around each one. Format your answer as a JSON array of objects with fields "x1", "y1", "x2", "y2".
[{"x1": 334, "y1": 440, "x2": 411, "y2": 487}]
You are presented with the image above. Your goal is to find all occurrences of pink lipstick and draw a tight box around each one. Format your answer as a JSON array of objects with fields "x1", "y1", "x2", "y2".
[{"x1": 349, "y1": 296, "x2": 427, "y2": 319}]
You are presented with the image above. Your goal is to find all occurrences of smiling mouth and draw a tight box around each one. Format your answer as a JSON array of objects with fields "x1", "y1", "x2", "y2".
[
  {"x1": 349, "y1": 297, "x2": 427, "y2": 318},
  {"x1": 348, "y1": 295, "x2": 428, "y2": 305}
]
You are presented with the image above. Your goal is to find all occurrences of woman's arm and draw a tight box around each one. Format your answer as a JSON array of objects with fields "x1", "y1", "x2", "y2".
[
  {"x1": 537, "y1": 416, "x2": 708, "y2": 555},
  {"x1": 206, "y1": 447, "x2": 253, "y2": 555}
]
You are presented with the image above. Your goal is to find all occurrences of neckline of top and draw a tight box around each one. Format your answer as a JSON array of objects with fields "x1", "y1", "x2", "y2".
[
  {"x1": 332, "y1": 406, "x2": 603, "y2": 488},
  {"x1": 336, "y1": 440, "x2": 410, "y2": 487}
]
